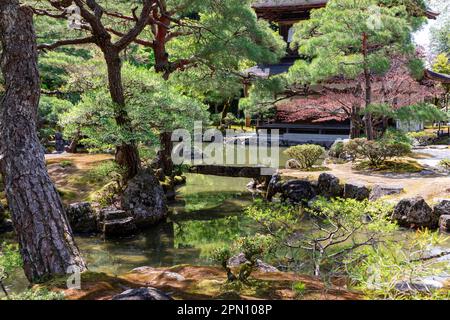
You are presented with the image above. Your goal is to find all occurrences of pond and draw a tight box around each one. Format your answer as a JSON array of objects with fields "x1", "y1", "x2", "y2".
[
  {"x1": 1, "y1": 173, "x2": 258, "y2": 295},
  {"x1": 77, "y1": 174, "x2": 257, "y2": 276}
]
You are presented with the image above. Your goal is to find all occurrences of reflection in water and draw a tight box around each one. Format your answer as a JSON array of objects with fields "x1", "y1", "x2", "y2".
[{"x1": 76, "y1": 174, "x2": 256, "y2": 276}]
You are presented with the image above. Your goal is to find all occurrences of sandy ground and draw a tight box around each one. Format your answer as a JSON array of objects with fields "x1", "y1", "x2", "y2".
[
  {"x1": 45, "y1": 152, "x2": 450, "y2": 203},
  {"x1": 45, "y1": 153, "x2": 114, "y2": 203},
  {"x1": 281, "y1": 162, "x2": 450, "y2": 203}
]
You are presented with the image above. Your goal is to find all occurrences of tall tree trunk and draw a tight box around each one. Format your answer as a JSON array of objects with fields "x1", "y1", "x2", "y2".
[
  {"x1": 0, "y1": 1, "x2": 86, "y2": 282},
  {"x1": 350, "y1": 105, "x2": 362, "y2": 139},
  {"x1": 362, "y1": 32, "x2": 374, "y2": 140},
  {"x1": 103, "y1": 48, "x2": 140, "y2": 180},
  {"x1": 66, "y1": 128, "x2": 80, "y2": 153},
  {"x1": 221, "y1": 99, "x2": 231, "y2": 127},
  {"x1": 157, "y1": 131, "x2": 174, "y2": 177}
]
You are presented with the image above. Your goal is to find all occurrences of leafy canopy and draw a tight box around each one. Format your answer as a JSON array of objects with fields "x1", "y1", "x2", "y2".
[{"x1": 289, "y1": 0, "x2": 421, "y2": 84}]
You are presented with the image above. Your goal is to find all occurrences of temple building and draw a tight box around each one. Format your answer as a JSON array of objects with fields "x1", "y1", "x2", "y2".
[{"x1": 244, "y1": 0, "x2": 446, "y2": 146}]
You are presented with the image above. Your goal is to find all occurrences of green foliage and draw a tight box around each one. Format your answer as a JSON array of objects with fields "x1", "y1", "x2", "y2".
[
  {"x1": 407, "y1": 131, "x2": 438, "y2": 146},
  {"x1": 344, "y1": 138, "x2": 411, "y2": 166},
  {"x1": 0, "y1": 243, "x2": 22, "y2": 278},
  {"x1": 246, "y1": 198, "x2": 395, "y2": 278},
  {"x1": 3, "y1": 288, "x2": 65, "y2": 301},
  {"x1": 433, "y1": 54, "x2": 450, "y2": 75},
  {"x1": 355, "y1": 159, "x2": 424, "y2": 173},
  {"x1": 364, "y1": 103, "x2": 447, "y2": 124},
  {"x1": 211, "y1": 233, "x2": 275, "y2": 284},
  {"x1": 284, "y1": 145, "x2": 326, "y2": 169},
  {"x1": 407, "y1": 58, "x2": 425, "y2": 80},
  {"x1": 239, "y1": 76, "x2": 286, "y2": 118},
  {"x1": 58, "y1": 160, "x2": 73, "y2": 168},
  {"x1": 211, "y1": 247, "x2": 232, "y2": 268},
  {"x1": 383, "y1": 128, "x2": 413, "y2": 145},
  {"x1": 86, "y1": 161, "x2": 127, "y2": 192},
  {"x1": 395, "y1": 103, "x2": 449, "y2": 123},
  {"x1": 60, "y1": 63, "x2": 210, "y2": 152},
  {"x1": 328, "y1": 140, "x2": 346, "y2": 159},
  {"x1": 347, "y1": 229, "x2": 450, "y2": 299},
  {"x1": 292, "y1": 281, "x2": 307, "y2": 297},
  {"x1": 289, "y1": 0, "x2": 419, "y2": 85},
  {"x1": 0, "y1": 243, "x2": 22, "y2": 297},
  {"x1": 38, "y1": 96, "x2": 74, "y2": 142}
]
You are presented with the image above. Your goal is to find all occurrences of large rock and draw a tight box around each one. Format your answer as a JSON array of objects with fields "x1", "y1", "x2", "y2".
[
  {"x1": 395, "y1": 278, "x2": 444, "y2": 293},
  {"x1": 392, "y1": 197, "x2": 438, "y2": 229},
  {"x1": 102, "y1": 217, "x2": 137, "y2": 238},
  {"x1": 228, "y1": 253, "x2": 279, "y2": 273},
  {"x1": 280, "y1": 180, "x2": 316, "y2": 204},
  {"x1": 343, "y1": 182, "x2": 370, "y2": 201},
  {"x1": 112, "y1": 287, "x2": 173, "y2": 300},
  {"x1": 66, "y1": 202, "x2": 98, "y2": 234},
  {"x1": 266, "y1": 173, "x2": 281, "y2": 201},
  {"x1": 439, "y1": 215, "x2": 450, "y2": 232},
  {"x1": 0, "y1": 219, "x2": 13, "y2": 234},
  {"x1": 369, "y1": 185, "x2": 404, "y2": 201},
  {"x1": 121, "y1": 170, "x2": 168, "y2": 227},
  {"x1": 98, "y1": 208, "x2": 130, "y2": 222},
  {"x1": 434, "y1": 200, "x2": 450, "y2": 217},
  {"x1": 317, "y1": 173, "x2": 342, "y2": 198}
]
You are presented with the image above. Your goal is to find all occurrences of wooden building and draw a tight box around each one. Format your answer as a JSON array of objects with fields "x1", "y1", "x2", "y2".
[{"x1": 244, "y1": 0, "x2": 441, "y2": 145}]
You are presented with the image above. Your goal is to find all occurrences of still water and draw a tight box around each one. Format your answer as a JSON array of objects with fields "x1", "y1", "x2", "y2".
[
  {"x1": 2, "y1": 174, "x2": 256, "y2": 294},
  {"x1": 76, "y1": 174, "x2": 256, "y2": 276}
]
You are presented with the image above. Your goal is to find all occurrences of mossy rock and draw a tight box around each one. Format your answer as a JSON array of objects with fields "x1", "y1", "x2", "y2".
[
  {"x1": 173, "y1": 175, "x2": 187, "y2": 186},
  {"x1": 90, "y1": 182, "x2": 120, "y2": 207}
]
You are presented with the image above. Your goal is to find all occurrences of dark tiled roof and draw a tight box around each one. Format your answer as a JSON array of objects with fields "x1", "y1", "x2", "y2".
[
  {"x1": 253, "y1": 0, "x2": 327, "y2": 8},
  {"x1": 242, "y1": 59, "x2": 296, "y2": 78},
  {"x1": 425, "y1": 69, "x2": 450, "y2": 84}
]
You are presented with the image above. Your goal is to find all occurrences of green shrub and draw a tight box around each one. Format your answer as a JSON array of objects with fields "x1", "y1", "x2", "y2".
[
  {"x1": 59, "y1": 160, "x2": 73, "y2": 168},
  {"x1": 0, "y1": 243, "x2": 22, "y2": 277},
  {"x1": 210, "y1": 234, "x2": 275, "y2": 285},
  {"x1": 328, "y1": 140, "x2": 345, "y2": 159},
  {"x1": 407, "y1": 131, "x2": 437, "y2": 146},
  {"x1": 344, "y1": 138, "x2": 411, "y2": 166},
  {"x1": 86, "y1": 161, "x2": 127, "y2": 191},
  {"x1": 293, "y1": 281, "x2": 307, "y2": 297},
  {"x1": 284, "y1": 144, "x2": 325, "y2": 169},
  {"x1": 384, "y1": 129, "x2": 413, "y2": 145},
  {"x1": 3, "y1": 288, "x2": 65, "y2": 300}
]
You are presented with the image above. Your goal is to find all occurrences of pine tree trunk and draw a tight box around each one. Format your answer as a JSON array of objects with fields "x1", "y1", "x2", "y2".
[
  {"x1": 362, "y1": 32, "x2": 374, "y2": 140},
  {"x1": 158, "y1": 132, "x2": 174, "y2": 177},
  {"x1": 350, "y1": 105, "x2": 362, "y2": 139},
  {"x1": 103, "y1": 48, "x2": 141, "y2": 180},
  {"x1": 0, "y1": 1, "x2": 86, "y2": 282}
]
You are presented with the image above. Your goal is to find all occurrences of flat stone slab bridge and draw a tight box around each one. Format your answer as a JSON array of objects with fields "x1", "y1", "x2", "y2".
[{"x1": 189, "y1": 165, "x2": 274, "y2": 180}]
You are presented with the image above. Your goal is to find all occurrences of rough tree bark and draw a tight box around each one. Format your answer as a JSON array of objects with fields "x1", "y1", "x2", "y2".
[
  {"x1": 0, "y1": 0, "x2": 86, "y2": 282},
  {"x1": 103, "y1": 48, "x2": 140, "y2": 179},
  {"x1": 157, "y1": 131, "x2": 174, "y2": 177}
]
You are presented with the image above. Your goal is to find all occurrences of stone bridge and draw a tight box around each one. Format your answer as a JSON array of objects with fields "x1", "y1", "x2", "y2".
[{"x1": 188, "y1": 165, "x2": 274, "y2": 179}]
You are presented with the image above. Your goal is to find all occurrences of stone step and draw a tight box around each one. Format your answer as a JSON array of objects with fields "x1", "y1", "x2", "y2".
[
  {"x1": 99, "y1": 209, "x2": 130, "y2": 222},
  {"x1": 101, "y1": 217, "x2": 137, "y2": 238}
]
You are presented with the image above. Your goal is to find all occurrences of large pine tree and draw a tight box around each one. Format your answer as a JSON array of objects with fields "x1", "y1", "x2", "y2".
[
  {"x1": 288, "y1": 0, "x2": 428, "y2": 139},
  {"x1": 0, "y1": 0, "x2": 86, "y2": 282}
]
